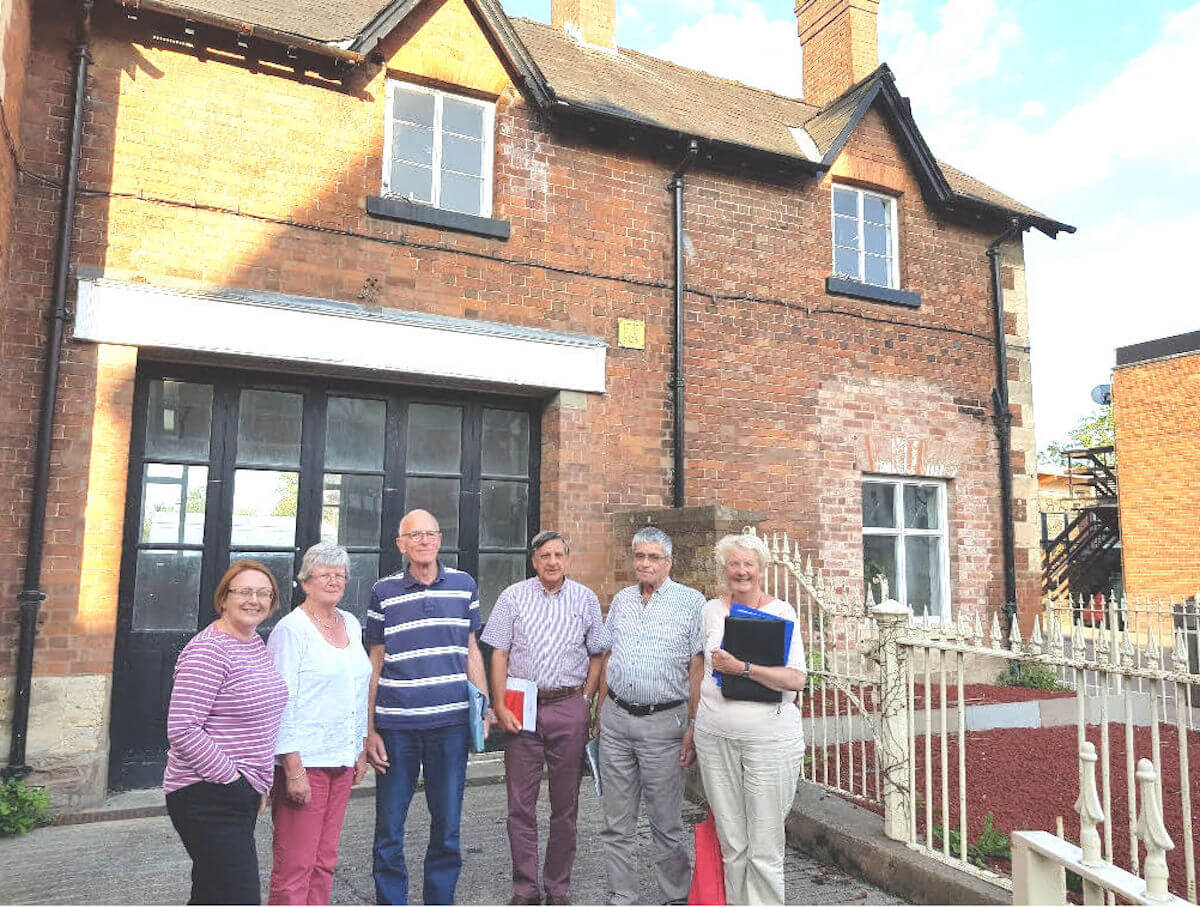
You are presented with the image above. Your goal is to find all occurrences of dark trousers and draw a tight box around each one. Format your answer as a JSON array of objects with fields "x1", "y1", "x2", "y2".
[
  {"x1": 372, "y1": 722, "x2": 470, "y2": 906},
  {"x1": 504, "y1": 694, "x2": 590, "y2": 901},
  {"x1": 166, "y1": 776, "x2": 263, "y2": 905}
]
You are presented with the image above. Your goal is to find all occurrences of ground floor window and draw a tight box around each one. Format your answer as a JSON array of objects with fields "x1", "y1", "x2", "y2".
[
  {"x1": 861, "y1": 477, "x2": 949, "y2": 619},
  {"x1": 110, "y1": 362, "x2": 538, "y2": 789}
]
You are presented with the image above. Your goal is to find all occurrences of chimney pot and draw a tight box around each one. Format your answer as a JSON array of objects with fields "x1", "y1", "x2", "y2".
[
  {"x1": 551, "y1": 0, "x2": 616, "y2": 48},
  {"x1": 796, "y1": 0, "x2": 880, "y2": 107}
]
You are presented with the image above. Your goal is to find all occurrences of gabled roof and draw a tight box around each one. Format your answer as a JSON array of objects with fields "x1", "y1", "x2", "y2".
[{"x1": 110, "y1": 0, "x2": 1071, "y2": 236}]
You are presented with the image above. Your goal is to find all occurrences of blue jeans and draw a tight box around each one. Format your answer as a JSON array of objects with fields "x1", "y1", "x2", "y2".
[{"x1": 373, "y1": 722, "x2": 470, "y2": 905}]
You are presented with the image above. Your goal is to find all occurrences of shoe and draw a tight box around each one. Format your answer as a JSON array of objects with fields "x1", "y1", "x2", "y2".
[
  {"x1": 508, "y1": 895, "x2": 541, "y2": 905},
  {"x1": 545, "y1": 896, "x2": 570, "y2": 905}
]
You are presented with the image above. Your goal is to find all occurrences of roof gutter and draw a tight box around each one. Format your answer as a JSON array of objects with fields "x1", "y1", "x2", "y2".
[{"x1": 114, "y1": 0, "x2": 365, "y2": 63}]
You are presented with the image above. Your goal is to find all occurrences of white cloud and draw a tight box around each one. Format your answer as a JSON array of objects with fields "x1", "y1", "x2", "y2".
[
  {"x1": 652, "y1": 2, "x2": 802, "y2": 97},
  {"x1": 1026, "y1": 209, "x2": 1200, "y2": 447},
  {"x1": 1018, "y1": 100, "x2": 1045, "y2": 120}
]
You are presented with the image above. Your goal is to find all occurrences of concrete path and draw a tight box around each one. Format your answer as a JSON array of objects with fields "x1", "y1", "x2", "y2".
[{"x1": 0, "y1": 778, "x2": 905, "y2": 905}]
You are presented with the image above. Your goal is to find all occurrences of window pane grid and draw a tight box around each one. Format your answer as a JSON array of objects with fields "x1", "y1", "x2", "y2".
[
  {"x1": 862, "y1": 478, "x2": 947, "y2": 620},
  {"x1": 832, "y1": 186, "x2": 897, "y2": 289}
]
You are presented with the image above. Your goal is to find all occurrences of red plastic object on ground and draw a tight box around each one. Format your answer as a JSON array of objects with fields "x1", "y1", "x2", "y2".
[{"x1": 688, "y1": 809, "x2": 727, "y2": 905}]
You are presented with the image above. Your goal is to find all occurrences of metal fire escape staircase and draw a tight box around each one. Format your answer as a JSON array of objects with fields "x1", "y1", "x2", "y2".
[{"x1": 1041, "y1": 446, "x2": 1122, "y2": 601}]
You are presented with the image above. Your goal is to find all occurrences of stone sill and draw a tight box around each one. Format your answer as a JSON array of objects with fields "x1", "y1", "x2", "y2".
[
  {"x1": 366, "y1": 196, "x2": 511, "y2": 240},
  {"x1": 826, "y1": 276, "x2": 921, "y2": 308}
]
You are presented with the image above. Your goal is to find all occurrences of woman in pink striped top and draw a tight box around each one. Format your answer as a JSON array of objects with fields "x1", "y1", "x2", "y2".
[{"x1": 164, "y1": 559, "x2": 290, "y2": 905}]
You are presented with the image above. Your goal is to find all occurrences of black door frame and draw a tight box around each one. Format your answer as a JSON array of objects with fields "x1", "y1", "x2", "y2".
[{"x1": 108, "y1": 359, "x2": 542, "y2": 790}]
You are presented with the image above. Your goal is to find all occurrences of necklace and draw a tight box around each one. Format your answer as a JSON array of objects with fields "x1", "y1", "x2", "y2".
[{"x1": 305, "y1": 607, "x2": 342, "y2": 632}]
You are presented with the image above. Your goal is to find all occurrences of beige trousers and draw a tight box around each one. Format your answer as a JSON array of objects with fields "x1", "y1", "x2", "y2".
[{"x1": 694, "y1": 728, "x2": 804, "y2": 906}]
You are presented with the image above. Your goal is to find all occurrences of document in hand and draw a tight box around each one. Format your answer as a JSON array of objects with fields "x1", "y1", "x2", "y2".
[
  {"x1": 713, "y1": 602, "x2": 793, "y2": 688},
  {"x1": 584, "y1": 737, "x2": 602, "y2": 797},
  {"x1": 503, "y1": 677, "x2": 539, "y2": 733},
  {"x1": 467, "y1": 680, "x2": 488, "y2": 753},
  {"x1": 719, "y1": 616, "x2": 787, "y2": 702}
]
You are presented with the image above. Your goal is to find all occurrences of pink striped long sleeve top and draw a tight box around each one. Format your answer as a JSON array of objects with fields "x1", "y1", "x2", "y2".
[{"x1": 163, "y1": 624, "x2": 289, "y2": 795}]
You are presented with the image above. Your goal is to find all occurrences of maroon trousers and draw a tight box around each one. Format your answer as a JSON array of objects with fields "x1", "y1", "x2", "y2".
[{"x1": 503, "y1": 694, "x2": 590, "y2": 901}]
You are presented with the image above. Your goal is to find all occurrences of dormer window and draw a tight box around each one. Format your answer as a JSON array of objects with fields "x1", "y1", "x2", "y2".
[
  {"x1": 832, "y1": 185, "x2": 898, "y2": 289},
  {"x1": 384, "y1": 81, "x2": 495, "y2": 217}
]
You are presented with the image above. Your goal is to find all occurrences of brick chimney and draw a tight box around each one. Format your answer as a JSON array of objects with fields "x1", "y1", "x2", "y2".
[
  {"x1": 796, "y1": 0, "x2": 880, "y2": 107},
  {"x1": 551, "y1": 0, "x2": 615, "y2": 48}
]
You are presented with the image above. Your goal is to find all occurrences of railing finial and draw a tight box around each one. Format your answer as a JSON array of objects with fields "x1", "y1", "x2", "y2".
[
  {"x1": 1074, "y1": 741, "x2": 1105, "y2": 865},
  {"x1": 1134, "y1": 758, "x2": 1175, "y2": 902}
]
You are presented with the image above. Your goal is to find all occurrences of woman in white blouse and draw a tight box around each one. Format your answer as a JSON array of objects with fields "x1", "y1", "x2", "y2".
[
  {"x1": 266, "y1": 543, "x2": 372, "y2": 905},
  {"x1": 694, "y1": 533, "x2": 806, "y2": 906}
]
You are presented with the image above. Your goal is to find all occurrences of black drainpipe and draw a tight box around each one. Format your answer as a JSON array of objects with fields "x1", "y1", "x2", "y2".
[
  {"x1": 669, "y1": 139, "x2": 699, "y2": 509},
  {"x1": 3, "y1": 0, "x2": 93, "y2": 781},
  {"x1": 986, "y1": 216, "x2": 1028, "y2": 646}
]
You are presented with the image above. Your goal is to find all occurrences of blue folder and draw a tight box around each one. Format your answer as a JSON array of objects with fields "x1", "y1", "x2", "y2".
[
  {"x1": 713, "y1": 602, "x2": 793, "y2": 687},
  {"x1": 467, "y1": 681, "x2": 488, "y2": 753}
]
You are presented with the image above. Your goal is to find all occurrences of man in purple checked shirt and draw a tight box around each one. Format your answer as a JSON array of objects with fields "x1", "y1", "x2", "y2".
[{"x1": 483, "y1": 530, "x2": 609, "y2": 906}]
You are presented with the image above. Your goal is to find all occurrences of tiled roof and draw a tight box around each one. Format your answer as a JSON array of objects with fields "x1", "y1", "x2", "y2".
[{"x1": 120, "y1": 1, "x2": 1064, "y2": 229}]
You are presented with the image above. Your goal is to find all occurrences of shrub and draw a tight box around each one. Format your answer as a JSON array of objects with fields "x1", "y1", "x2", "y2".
[
  {"x1": 932, "y1": 811, "x2": 1011, "y2": 868},
  {"x1": 997, "y1": 664, "x2": 1067, "y2": 691},
  {"x1": 0, "y1": 778, "x2": 50, "y2": 836}
]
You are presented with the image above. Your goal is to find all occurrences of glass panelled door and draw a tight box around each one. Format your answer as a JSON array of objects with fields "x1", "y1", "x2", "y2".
[{"x1": 109, "y1": 365, "x2": 538, "y2": 790}]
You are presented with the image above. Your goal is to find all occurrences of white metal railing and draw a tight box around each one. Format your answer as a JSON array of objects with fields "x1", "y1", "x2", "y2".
[{"x1": 751, "y1": 528, "x2": 1199, "y2": 901}]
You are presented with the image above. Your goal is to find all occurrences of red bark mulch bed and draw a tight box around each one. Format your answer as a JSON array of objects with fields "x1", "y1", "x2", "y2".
[
  {"x1": 811, "y1": 723, "x2": 1200, "y2": 900},
  {"x1": 801, "y1": 683, "x2": 1073, "y2": 717}
]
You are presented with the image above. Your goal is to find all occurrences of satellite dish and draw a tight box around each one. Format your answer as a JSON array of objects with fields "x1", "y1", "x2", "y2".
[{"x1": 1091, "y1": 384, "x2": 1112, "y2": 406}]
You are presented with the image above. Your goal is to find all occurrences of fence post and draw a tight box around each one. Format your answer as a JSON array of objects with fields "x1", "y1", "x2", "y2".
[
  {"x1": 1012, "y1": 833, "x2": 1067, "y2": 906},
  {"x1": 872, "y1": 598, "x2": 912, "y2": 842}
]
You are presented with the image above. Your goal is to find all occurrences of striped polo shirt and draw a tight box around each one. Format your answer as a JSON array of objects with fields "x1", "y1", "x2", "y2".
[
  {"x1": 480, "y1": 576, "x2": 609, "y2": 689},
  {"x1": 163, "y1": 624, "x2": 289, "y2": 795},
  {"x1": 366, "y1": 564, "x2": 480, "y2": 730}
]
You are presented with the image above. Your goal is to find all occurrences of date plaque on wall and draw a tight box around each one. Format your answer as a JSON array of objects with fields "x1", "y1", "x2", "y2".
[{"x1": 617, "y1": 318, "x2": 645, "y2": 350}]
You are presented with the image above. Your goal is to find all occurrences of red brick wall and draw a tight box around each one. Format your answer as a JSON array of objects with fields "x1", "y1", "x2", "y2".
[
  {"x1": 0, "y1": 0, "x2": 33, "y2": 314},
  {"x1": 1113, "y1": 353, "x2": 1200, "y2": 602},
  {"x1": 0, "y1": 1, "x2": 1040, "y2": 682}
]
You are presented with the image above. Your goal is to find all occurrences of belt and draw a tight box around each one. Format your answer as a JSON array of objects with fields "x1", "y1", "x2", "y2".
[
  {"x1": 607, "y1": 689, "x2": 685, "y2": 717},
  {"x1": 537, "y1": 684, "x2": 584, "y2": 704}
]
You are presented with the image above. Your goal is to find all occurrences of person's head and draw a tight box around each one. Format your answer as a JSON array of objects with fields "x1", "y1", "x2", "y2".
[
  {"x1": 631, "y1": 526, "x2": 673, "y2": 590},
  {"x1": 396, "y1": 509, "x2": 442, "y2": 569},
  {"x1": 714, "y1": 533, "x2": 770, "y2": 601},
  {"x1": 297, "y1": 542, "x2": 350, "y2": 607},
  {"x1": 530, "y1": 530, "x2": 570, "y2": 590},
  {"x1": 213, "y1": 559, "x2": 280, "y2": 633}
]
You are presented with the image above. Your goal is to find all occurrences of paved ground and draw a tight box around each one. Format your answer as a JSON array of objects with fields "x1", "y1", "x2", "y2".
[{"x1": 0, "y1": 777, "x2": 906, "y2": 905}]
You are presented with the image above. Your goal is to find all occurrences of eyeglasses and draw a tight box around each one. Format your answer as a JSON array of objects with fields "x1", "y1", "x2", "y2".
[
  {"x1": 228, "y1": 587, "x2": 276, "y2": 602},
  {"x1": 400, "y1": 530, "x2": 442, "y2": 542},
  {"x1": 311, "y1": 571, "x2": 348, "y2": 585},
  {"x1": 633, "y1": 553, "x2": 667, "y2": 563}
]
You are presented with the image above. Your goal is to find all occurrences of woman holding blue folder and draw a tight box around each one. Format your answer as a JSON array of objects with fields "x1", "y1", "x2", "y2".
[{"x1": 695, "y1": 533, "x2": 806, "y2": 906}]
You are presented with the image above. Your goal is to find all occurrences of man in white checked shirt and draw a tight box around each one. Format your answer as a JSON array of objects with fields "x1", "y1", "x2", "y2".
[
  {"x1": 482, "y1": 530, "x2": 608, "y2": 906},
  {"x1": 593, "y1": 526, "x2": 705, "y2": 906}
]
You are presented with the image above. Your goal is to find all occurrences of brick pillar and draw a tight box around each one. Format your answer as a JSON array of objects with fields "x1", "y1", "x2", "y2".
[
  {"x1": 551, "y1": 0, "x2": 616, "y2": 48},
  {"x1": 613, "y1": 505, "x2": 766, "y2": 601}
]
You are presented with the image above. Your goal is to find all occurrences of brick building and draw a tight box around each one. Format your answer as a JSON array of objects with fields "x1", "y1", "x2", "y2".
[
  {"x1": 0, "y1": 0, "x2": 1070, "y2": 805},
  {"x1": 1113, "y1": 330, "x2": 1200, "y2": 603}
]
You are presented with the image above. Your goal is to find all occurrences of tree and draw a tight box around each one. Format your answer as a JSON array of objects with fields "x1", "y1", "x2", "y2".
[{"x1": 1038, "y1": 405, "x2": 1114, "y2": 467}]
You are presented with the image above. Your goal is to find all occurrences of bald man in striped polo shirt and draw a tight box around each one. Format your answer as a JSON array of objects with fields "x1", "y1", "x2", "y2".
[
  {"x1": 365, "y1": 509, "x2": 491, "y2": 906},
  {"x1": 483, "y1": 530, "x2": 609, "y2": 906}
]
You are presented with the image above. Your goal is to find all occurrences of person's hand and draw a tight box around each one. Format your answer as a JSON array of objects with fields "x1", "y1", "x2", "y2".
[
  {"x1": 680, "y1": 724, "x2": 696, "y2": 767},
  {"x1": 285, "y1": 770, "x2": 312, "y2": 806},
  {"x1": 366, "y1": 731, "x2": 390, "y2": 774},
  {"x1": 259, "y1": 793, "x2": 269, "y2": 815},
  {"x1": 484, "y1": 708, "x2": 494, "y2": 739},
  {"x1": 353, "y1": 750, "x2": 369, "y2": 785},
  {"x1": 494, "y1": 704, "x2": 522, "y2": 735},
  {"x1": 710, "y1": 648, "x2": 744, "y2": 675},
  {"x1": 590, "y1": 708, "x2": 602, "y2": 739}
]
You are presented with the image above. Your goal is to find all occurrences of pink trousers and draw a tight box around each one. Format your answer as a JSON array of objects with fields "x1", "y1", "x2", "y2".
[{"x1": 268, "y1": 766, "x2": 354, "y2": 905}]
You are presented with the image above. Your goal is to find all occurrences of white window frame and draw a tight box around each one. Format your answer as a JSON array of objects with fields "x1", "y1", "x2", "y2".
[
  {"x1": 382, "y1": 80, "x2": 495, "y2": 217},
  {"x1": 861, "y1": 476, "x2": 951, "y2": 624},
  {"x1": 831, "y1": 184, "x2": 900, "y2": 289}
]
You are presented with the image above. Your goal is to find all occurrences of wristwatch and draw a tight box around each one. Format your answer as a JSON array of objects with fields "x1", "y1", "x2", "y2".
[{"x1": 741, "y1": 660, "x2": 752, "y2": 678}]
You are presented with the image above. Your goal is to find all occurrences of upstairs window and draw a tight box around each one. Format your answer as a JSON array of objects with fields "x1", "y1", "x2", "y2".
[
  {"x1": 384, "y1": 81, "x2": 494, "y2": 217},
  {"x1": 833, "y1": 185, "x2": 898, "y2": 289}
]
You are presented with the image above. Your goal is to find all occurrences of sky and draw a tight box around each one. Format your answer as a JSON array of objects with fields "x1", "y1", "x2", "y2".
[{"x1": 500, "y1": 0, "x2": 1200, "y2": 455}]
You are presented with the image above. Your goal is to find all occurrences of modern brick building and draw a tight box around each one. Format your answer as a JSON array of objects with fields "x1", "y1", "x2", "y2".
[
  {"x1": 0, "y1": 0, "x2": 1070, "y2": 805},
  {"x1": 1113, "y1": 330, "x2": 1200, "y2": 603}
]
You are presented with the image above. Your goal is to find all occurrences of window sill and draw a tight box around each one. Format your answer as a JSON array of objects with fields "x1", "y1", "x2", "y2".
[
  {"x1": 366, "y1": 196, "x2": 510, "y2": 240},
  {"x1": 826, "y1": 276, "x2": 921, "y2": 309}
]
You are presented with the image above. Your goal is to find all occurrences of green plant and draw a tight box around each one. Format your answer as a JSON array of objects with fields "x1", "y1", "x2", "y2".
[
  {"x1": 0, "y1": 778, "x2": 50, "y2": 836},
  {"x1": 805, "y1": 652, "x2": 824, "y2": 692},
  {"x1": 932, "y1": 812, "x2": 1010, "y2": 868},
  {"x1": 997, "y1": 664, "x2": 1067, "y2": 691}
]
